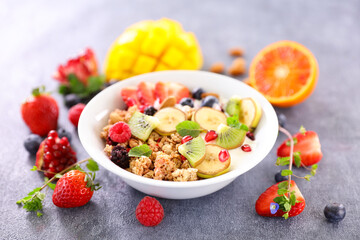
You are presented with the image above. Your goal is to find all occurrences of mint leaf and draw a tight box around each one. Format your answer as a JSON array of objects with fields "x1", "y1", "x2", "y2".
[
  {"x1": 312, "y1": 164, "x2": 318, "y2": 170},
  {"x1": 277, "y1": 189, "x2": 288, "y2": 195},
  {"x1": 44, "y1": 177, "x2": 56, "y2": 190},
  {"x1": 282, "y1": 212, "x2": 289, "y2": 219},
  {"x1": 86, "y1": 75, "x2": 105, "y2": 94},
  {"x1": 284, "y1": 202, "x2": 291, "y2": 212},
  {"x1": 281, "y1": 169, "x2": 293, "y2": 176},
  {"x1": 86, "y1": 159, "x2": 99, "y2": 172},
  {"x1": 54, "y1": 173, "x2": 63, "y2": 179},
  {"x1": 32, "y1": 86, "x2": 45, "y2": 97},
  {"x1": 176, "y1": 121, "x2": 202, "y2": 137},
  {"x1": 17, "y1": 187, "x2": 44, "y2": 216},
  {"x1": 30, "y1": 166, "x2": 38, "y2": 171},
  {"x1": 68, "y1": 74, "x2": 86, "y2": 94},
  {"x1": 276, "y1": 156, "x2": 290, "y2": 166},
  {"x1": 293, "y1": 152, "x2": 302, "y2": 168},
  {"x1": 278, "y1": 181, "x2": 289, "y2": 189},
  {"x1": 304, "y1": 175, "x2": 311, "y2": 181},
  {"x1": 286, "y1": 137, "x2": 298, "y2": 146},
  {"x1": 311, "y1": 169, "x2": 317, "y2": 176},
  {"x1": 58, "y1": 85, "x2": 70, "y2": 95},
  {"x1": 227, "y1": 116, "x2": 248, "y2": 131},
  {"x1": 128, "y1": 144, "x2": 152, "y2": 157},
  {"x1": 290, "y1": 192, "x2": 297, "y2": 206},
  {"x1": 299, "y1": 125, "x2": 306, "y2": 135}
]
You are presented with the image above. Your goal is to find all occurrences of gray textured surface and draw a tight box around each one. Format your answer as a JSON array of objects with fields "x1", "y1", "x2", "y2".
[{"x1": 1, "y1": 0, "x2": 360, "y2": 239}]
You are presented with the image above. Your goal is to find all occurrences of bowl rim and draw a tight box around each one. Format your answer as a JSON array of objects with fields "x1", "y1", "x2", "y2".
[{"x1": 79, "y1": 70, "x2": 278, "y2": 188}]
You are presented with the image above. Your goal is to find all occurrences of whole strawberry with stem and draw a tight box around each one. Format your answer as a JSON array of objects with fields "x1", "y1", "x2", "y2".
[
  {"x1": 52, "y1": 169, "x2": 101, "y2": 208},
  {"x1": 21, "y1": 86, "x2": 59, "y2": 136},
  {"x1": 36, "y1": 130, "x2": 77, "y2": 177}
]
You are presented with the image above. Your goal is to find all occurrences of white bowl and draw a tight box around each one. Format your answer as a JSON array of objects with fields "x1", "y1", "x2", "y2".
[{"x1": 78, "y1": 70, "x2": 278, "y2": 199}]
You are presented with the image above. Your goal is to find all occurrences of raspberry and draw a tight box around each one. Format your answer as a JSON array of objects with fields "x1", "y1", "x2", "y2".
[
  {"x1": 109, "y1": 122, "x2": 131, "y2": 143},
  {"x1": 110, "y1": 145, "x2": 130, "y2": 168},
  {"x1": 136, "y1": 196, "x2": 164, "y2": 227},
  {"x1": 68, "y1": 103, "x2": 86, "y2": 127}
]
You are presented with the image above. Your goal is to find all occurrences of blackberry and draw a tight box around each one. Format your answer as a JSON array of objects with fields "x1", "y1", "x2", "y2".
[
  {"x1": 144, "y1": 106, "x2": 157, "y2": 116},
  {"x1": 110, "y1": 145, "x2": 130, "y2": 169}
]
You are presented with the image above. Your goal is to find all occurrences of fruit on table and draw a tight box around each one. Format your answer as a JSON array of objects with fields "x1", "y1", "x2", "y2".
[
  {"x1": 216, "y1": 123, "x2": 247, "y2": 149},
  {"x1": 201, "y1": 95, "x2": 219, "y2": 108},
  {"x1": 136, "y1": 196, "x2": 164, "y2": 227},
  {"x1": 128, "y1": 111, "x2": 160, "y2": 141},
  {"x1": 104, "y1": 18, "x2": 203, "y2": 81},
  {"x1": 196, "y1": 144, "x2": 231, "y2": 178},
  {"x1": 225, "y1": 95, "x2": 242, "y2": 117},
  {"x1": 324, "y1": 203, "x2": 346, "y2": 222},
  {"x1": 154, "y1": 107, "x2": 186, "y2": 135},
  {"x1": 68, "y1": 103, "x2": 86, "y2": 127},
  {"x1": 274, "y1": 171, "x2": 288, "y2": 183},
  {"x1": 36, "y1": 130, "x2": 77, "y2": 178},
  {"x1": 21, "y1": 87, "x2": 59, "y2": 136},
  {"x1": 155, "y1": 81, "x2": 190, "y2": 103},
  {"x1": 249, "y1": 40, "x2": 318, "y2": 107},
  {"x1": 24, "y1": 134, "x2": 43, "y2": 155},
  {"x1": 277, "y1": 112, "x2": 287, "y2": 128},
  {"x1": 64, "y1": 93, "x2": 82, "y2": 108},
  {"x1": 178, "y1": 136, "x2": 206, "y2": 167},
  {"x1": 277, "y1": 130, "x2": 323, "y2": 166},
  {"x1": 255, "y1": 180, "x2": 305, "y2": 217},
  {"x1": 239, "y1": 98, "x2": 262, "y2": 131},
  {"x1": 192, "y1": 107, "x2": 227, "y2": 131},
  {"x1": 52, "y1": 170, "x2": 95, "y2": 208}
]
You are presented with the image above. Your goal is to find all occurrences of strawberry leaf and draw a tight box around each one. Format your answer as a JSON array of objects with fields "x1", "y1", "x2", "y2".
[{"x1": 176, "y1": 121, "x2": 202, "y2": 137}]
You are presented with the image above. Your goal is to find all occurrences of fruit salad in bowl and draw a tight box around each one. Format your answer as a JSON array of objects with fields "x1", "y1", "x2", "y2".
[{"x1": 78, "y1": 70, "x2": 278, "y2": 199}]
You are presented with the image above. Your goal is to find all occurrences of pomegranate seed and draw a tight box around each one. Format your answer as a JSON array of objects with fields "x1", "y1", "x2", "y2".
[
  {"x1": 241, "y1": 144, "x2": 252, "y2": 152},
  {"x1": 127, "y1": 98, "x2": 137, "y2": 107},
  {"x1": 181, "y1": 135, "x2": 193, "y2": 144},
  {"x1": 205, "y1": 130, "x2": 218, "y2": 142},
  {"x1": 48, "y1": 130, "x2": 58, "y2": 138},
  {"x1": 139, "y1": 105, "x2": 147, "y2": 113},
  {"x1": 181, "y1": 155, "x2": 187, "y2": 161},
  {"x1": 219, "y1": 149, "x2": 230, "y2": 162},
  {"x1": 246, "y1": 131, "x2": 255, "y2": 141},
  {"x1": 126, "y1": 148, "x2": 131, "y2": 152}
]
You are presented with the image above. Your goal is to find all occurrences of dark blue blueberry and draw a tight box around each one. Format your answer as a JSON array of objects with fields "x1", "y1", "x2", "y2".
[
  {"x1": 64, "y1": 94, "x2": 82, "y2": 108},
  {"x1": 58, "y1": 128, "x2": 72, "y2": 142},
  {"x1": 24, "y1": 134, "x2": 43, "y2": 155},
  {"x1": 277, "y1": 113, "x2": 287, "y2": 128},
  {"x1": 179, "y1": 98, "x2": 194, "y2": 108},
  {"x1": 144, "y1": 106, "x2": 157, "y2": 116},
  {"x1": 324, "y1": 203, "x2": 346, "y2": 222},
  {"x1": 201, "y1": 96, "x2": 218, "y2": 108},
  {"x1": 275, "y1": 171, "x2": 288, "y2": 183},
  {"x1": 192, "y1": 88, "x2": 205, "y2": 100}
]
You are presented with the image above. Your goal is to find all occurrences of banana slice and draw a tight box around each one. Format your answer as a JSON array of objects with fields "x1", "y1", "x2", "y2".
[
  {"x1": 196, "y1": 144, "x2": 231, "y2": 178},
  {"x1": 192, "y1": 107, "x2": 227, "y2": 131},
  {"x1": 154, "y1": 107, "x2": 186, "y2": 135},
  {"x1": 239, "y1": 98, "x2": 262, "y2": 131}
]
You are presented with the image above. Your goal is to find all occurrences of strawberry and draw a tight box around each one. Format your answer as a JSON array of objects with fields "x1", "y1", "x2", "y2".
[
  {"x1": 137, "y1": 82, "x2": 155, "y2": 105},
  {"x1": 21, "y1": 87, "x2": 59, "y2": 136},
  {"x1": 255, "y1": 180, "x2": 305, "y2": 218},
  {"x1": 277, "y1": 130, "x2": 323, "y2": 166},
  {"x1": 52, "y1": 170, "x2": 98, "y2": 208},
  {"x1": 121, "y1": 86, "x2": 140, "y2": 106},
  {"x1": 154, "y1": 81, "x2": 190, "y2": 103}
]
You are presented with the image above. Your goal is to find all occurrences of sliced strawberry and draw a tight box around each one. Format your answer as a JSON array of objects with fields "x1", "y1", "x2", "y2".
[
  {"x1": 154, "y1": 82, "x2": 190, "y2": 103},
  {"x1": 255, "y1": 180, "x2": 305, "y2": 218},
  {"x1": 121, "y1": 86, "x2": 140, "y2": 106},
  {"x1": 137, "y1": 82, "x2": 155, "y2": 105},
  {"x1": 277, "y1": 131, "x2": 323, "y2": 166},
  {"x1": 154, "y1": 82, "x2": 168, "y2": 103}
]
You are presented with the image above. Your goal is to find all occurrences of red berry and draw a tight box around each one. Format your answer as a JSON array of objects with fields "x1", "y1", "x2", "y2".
[
  {"x1": 68, "y1": 103, "x2": 86, "y2": 127},
  {"x1": 109, "y1": 122, "x2": 132, "y2": 143},
  {"x1": 127, "y1": 98, "x2": 137, "y2": 107},
  {"x1": 181, "y1": 135, "x2": 193, "y2": 144},
  {"x1": 181, "y1": 155, "x2": 187, "y2": 161},
  {"x1": 136, "y1": 196, "x2": 164, "y2": 227},
  {"x1": 219, "y1": 149, "x2": 230, "y2": 162},
  {"x1": 205, "y1": 130, "x2": 218, "y2": 142},
  {"x1": 121, "y1": 87, "x2": 140, "y2": 106},
  {"x1": 138, "y1": 105, "x2": 148, "y2": 113},
  {"x1": 246, "y1": 131, "x2": 255, "y2": 141},
  {"x1": 52, "y1": 170, "x2": 94, "y2": 208},
  {"x1": 241, "y1": 144, "x2": 252, "y2": 152}
]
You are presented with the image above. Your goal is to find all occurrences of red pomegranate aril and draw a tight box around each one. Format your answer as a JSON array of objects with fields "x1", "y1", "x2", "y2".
[
  {"x1": 181, "y1": 155, "x2": 187, "y2": 161},
  {"x1": 246, "y1": 131, "x2": 255, "y2": 141},
  {"x1": 219, "y1": 149, "x2": 230, "y2": 162},
  {"x1": 205, "y1": 130, "x2": 218, "y2": 142},
  {"x1": 48, "y1": 130, "x2": 58, "y2": 138},
  {"x1": 127, "y1": 98, "x2": 137, "y2": 107},
  {"x1": 181, "y1": 135, "x2": 193, "y2": 144},
  {"x1": 139, "y1": 105, "x2": 147, "y2": 113},
  {"x1": 241, "y1": 144, "x2": 252, "y2": 152}
]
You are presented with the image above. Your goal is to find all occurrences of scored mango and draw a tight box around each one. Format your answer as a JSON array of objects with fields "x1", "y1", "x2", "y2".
[{"x1": 104, "y1": 18, "x2": 203, "y2": 81}]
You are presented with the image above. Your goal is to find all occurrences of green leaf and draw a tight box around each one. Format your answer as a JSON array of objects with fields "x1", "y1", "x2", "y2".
[
  {"x1": 17, "y1": 188, "x2": 44, "y2": 213},
  {"x1": 276, "y1": 157, "x2": 290, "y2": 166},
  {"x1": 278, "y1": 181, "x2": 289, "y2": 189},
  {"x1": 281, "y1": 169, "x2": 293, "y2": 176},
  {"x1": 86, "y1": 76, "x2": 105, "y2": 94},
  {"x1": 128, "y1": 144, "x2": 152, "y2": 157},
  {"x1": 44, "y1": 177, "x2": 56, "y2": 190},
  {"x1": 299, "y1": 125, "x2": 306, "y2": 135},
  {"x1": 86, "y1": 159, "x2": 99, "y2": 172},
  {"x1": 68, "y1": 74, "x2": 86, "y2": 94},
  {"x1": 282, "y1": 212, "x2": 289, "y2": 219},
  {"x1": 293, "y1": 152, "x2": 302, "y2": 168},
  {"x1": 226, "y1": 116, "x2": 249, "y2": 131},
  {"x1": 284, "y1": 202, "x2": 291, "y2": 212},
  {"x1": 37, "y1": 212, "x2": 43, "y2": 217},
  {"x1": 54, "y1": 173, "x2": 63, "y2": 179},
  {"x1": 273, "y1": 196, "x2": 285, "y2": 204},
  {"x1": 30, "y1": 166, "x2": 38, "y2": 171},
  {"x1": 58, "y1": 85, "x2": 70, "y2": 95},
  {"x1": 286, "y1": 137, "x2": 298, "y2": 146},
  {"x1": 304, "y1": 175, "x2": 312, "y2": 181},
  {"x1": 311, "y1": 169, "x2": 317, "y2": 176},
  {"x1": 176, "y1": 121, "x2": 202, "y2": 137},
  {"x1": 290, "y1": 192, "x2": 296, "y2": 206},
  {"x1": 277, "y1": 189, "x2": 288, "y2": 195},
  {"x1": 32, "y1": 86, "x2": 45, "y2": 96},
  {"x1": 312, "y1": 164, "x2": 318, "y2": 170}
]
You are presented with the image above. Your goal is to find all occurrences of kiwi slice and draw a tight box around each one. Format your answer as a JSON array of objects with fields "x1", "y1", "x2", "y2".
[
  {"x1": 128, "y1": 111, "x2": 160, "y2": 141},
  {"x1": 178, "y1": 136, "x2": 206, "y2": 167},
  {"x1": 225, "y1": 96, "x2": 242, "y2": 117},
  {"x1": 216, "y1": 124, "x2": 246, "y2": 149}
]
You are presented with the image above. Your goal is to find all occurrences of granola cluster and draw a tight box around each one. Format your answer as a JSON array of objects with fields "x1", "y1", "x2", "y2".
[{"x1": 101, "y1": 107, "x2": 198, "y2": 182}]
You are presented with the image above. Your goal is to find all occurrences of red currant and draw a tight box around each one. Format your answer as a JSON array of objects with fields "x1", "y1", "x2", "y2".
[
  {"x1": 205, "y1": 130, "x2": 218, "y2": 142},
  {"x1": 181, "y1": 135, "x2": 193, "y2": 144},
  {"x1": 241, "y1": 144, "x2": 252, "y2": 152},
  {"x1": 219, "y1": 149, "x2": 230, "y2": 162}
]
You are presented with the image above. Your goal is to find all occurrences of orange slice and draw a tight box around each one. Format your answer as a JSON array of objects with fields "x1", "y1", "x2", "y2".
[{"x1": 249, "y1": 41, "x2": 318, "y2": 107}]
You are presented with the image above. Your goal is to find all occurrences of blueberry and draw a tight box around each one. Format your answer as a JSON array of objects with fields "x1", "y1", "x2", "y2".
[
  {"x1": 81, "y1": 90, "x2": 101, "y2": 104},
  {"x1": 64, "y1": 94, "x2": 81, "y2": 108},
  {"x1": 324, "y1": 203, "x2": 346, "y2": 222},
  {"x1": 179, "y1": 98, "x2": 194, "y2": 108},
  {"x1": 24, "y1": 134, "x2": 43, "y2": 155},
  {"x1": 201, "y1": 96, "x2": 218, "y2": 108},
  {"x1": 144, "y1": 106, "x2": 157, "y2": 116},
  {"x1": 275, "y1": 171, "x2": 288, "y2": 183},
  {"x1": 192, "y1": 88, "x2": 205, "y2": 100},
  {"x1": 277, "y1": 113, "x2": 287, "y2": 128},
  {"x1": 58, "y1": 128, "x2": 72, "y2": 142}
]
